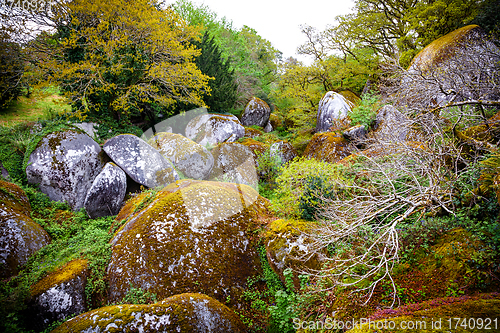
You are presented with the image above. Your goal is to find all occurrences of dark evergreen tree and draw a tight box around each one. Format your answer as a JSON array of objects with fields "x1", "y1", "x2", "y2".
[
  {"x1": 0, "y1": 41, "x2": 24, "y2": 110},
  {"x1": 193, "y1": 31, "x2": 238, "y2": 113}
]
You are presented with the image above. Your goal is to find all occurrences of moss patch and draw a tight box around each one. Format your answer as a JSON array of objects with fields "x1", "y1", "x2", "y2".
[
  {"x1": 303, "y1": 132, "x2": 351, "y2": 163},
  {"x1": 30, "y1": 259, "x2": 88, "y2": 297}
]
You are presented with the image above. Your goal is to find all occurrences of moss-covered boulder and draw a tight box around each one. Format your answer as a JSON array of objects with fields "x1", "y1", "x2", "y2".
[
  {"x1": 209, "y1": 143, "x2": 259, "y2": 187},
  {"x1": 185, "y1": 113, "x2": 245, "y2": 147},
  {"x1": 84, "y1": 162, "x2": 127, "y2": 218},
  {"x1": 270, "y1": 140, "x2": 298, "y2": 165},
  {"x1": 148, "y1": 132, "x2": 214, "y2": 180},
  {"x1": 339, "y1": 90, "x2": 361, "y2": 106},
  {"x1": 103, "y1": 134, "x2": 179, "y2": 189},
  {"x1": 241, "y1": 97, "x2": 272, "y2": 128},
  {"x1": 51, "y1": 293, "x2": 246, "y2": 333},
  {"x1": 347, "y1": 293, "x2": 500, "y2": 333},
  {"x1": 29, "y1": 259, "x2": 89, "y2": 331},
  {"x1": 26, "y1": 130, "x2": 104, "y2": 210},
  {"x1": 265, "y1": 219, "x2": 323, "y2": 289},
  {"x1": 0, "y1": 180, "x2": 50, "y2": 278},
  {"x1": 244, "y1": 126, "x2": 264, "y2": 139},
  {"x1": 239, "y1": 138, "x2": 268, "y2": 160},
  {"x1": 303, "y1": 132, "x2": 351, "y2": 164},
  {"x1": 107, "y1": 179, "x2": 266, "y2": 309},
  {"x1": 269, "y1": 113, "x2": 283, "y2": 129},
  {"x1": 316, "y1": 91, "x2": 355, "y2": 132}
]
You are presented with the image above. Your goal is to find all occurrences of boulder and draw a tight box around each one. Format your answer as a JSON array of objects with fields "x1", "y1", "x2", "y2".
[
  {"x1": 29, "y1": 259, "x2": 88, "y2": 331},
  {"x1": 103, "y1": 134, "x2": 179, "y2": 189},
  {"x1": 148, "y1": 132, "x2": 214, "y2": 180},
  {"x1": 185, "y1": 114, "x2": 245, "y2": 147},
  {"x1": 239, "y1": 138, "x2": 267, "y2": 160},
  {"x1": 343, "y1": 124, "x2": 367, "y2": 143},
  {"x1": 50, "y1": 293, "x2": 246, "y2": 333},
  {"x1": 316, "y1": 92, "x2": 355, "y2": 132},
  {"x1": 209, "y1": 143, "x2": 259, "y2": 187},
  {"x1": 107, "y1": 179, "x2": 266, "y2": 308},
  {"x1": 244, "y1": 126, "x2": 264, "y2": 139},
  {"x1": 269, "y1": 140, "x2": 298, "y2": 165},
  {"x1": 407, "y1": 25, "x2": 500, "y2": 107},
  {"x1": 73, "y1": 122, "x2": 99, "y2": 140},
  {"x1": 269, "y1": 113, "x2": 283, "y2": 129},
  {"x1": 83, "y1": 163, "x2": 127, "y2": 218},
  {"x1": 240, "y1": 97, "x2": 272, "y2": 128},
  {"x1": 265, "y1": 219, "x2": 324, "y2": 289},
  {"x1": 26, "y1": 130, "x2": 104, "y2": 210},
  {"x1": 264, "y1": 121, "x2": 273, "y2": 133},
  {"x1": 303, "y1": 132, "x2": 351, "y2": 164},
  {"x1": 372, "y1": 105, "x2": 408, "y2": 142},
  {"x1": 0, "y1": 180, "x2": 50, "y2": 278}
]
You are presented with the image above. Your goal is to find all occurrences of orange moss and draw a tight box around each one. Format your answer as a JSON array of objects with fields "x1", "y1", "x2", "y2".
[
  {"x1": 303, "y1": 132, "x2": 351, "y2": 163},
  {"x1": 410, "y1": 25, "x2": 482, "y2": 71},
  {"x1": 244, "y1": 127, "x2": 264, "y2": 138}
]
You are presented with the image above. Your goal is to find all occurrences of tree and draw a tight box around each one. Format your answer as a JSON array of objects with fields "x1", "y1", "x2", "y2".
[
  {"x1": 173, "y1": 0, "x2": 279, "y2": 107},
  {"x1": 0, "y1": 39, "x2": 24, "y2": 110},
  {"x1": 192, "y1": 31, "x2": 237, "y2": 113},
  {"x1": 21, "y1": 0, "x2": 210, "y2": 121}
]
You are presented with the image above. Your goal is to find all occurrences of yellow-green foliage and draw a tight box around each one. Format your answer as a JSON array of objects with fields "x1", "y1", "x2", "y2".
[
  {"x1": 410, "y1": 25, "x2": 481, "y2": 71},
  {"x1": 271, "y1": 157, "x2": 346, "y2": 218},
  {"x1": 51, "y1": 293, "x2": 246, "y2": 332},
  {"x1": 303, "y1": 132, "x2": 351, "y2": 164},
  {"x1": 269, "y1": 113, "x2": 284, "y2": 129}
]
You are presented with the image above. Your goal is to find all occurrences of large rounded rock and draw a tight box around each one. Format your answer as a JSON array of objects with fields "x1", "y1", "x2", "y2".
[
  {"x1": 103, "y1": 134, "x2": 179, "y2": 189},
  {"x1": 241, "y1": 97, "x2": 272, "y2": 128},
  {"x1": 185, "y1": 113, "x2": 245, "y2": 147},
  {"x1": 29, "y1": 259, "x2": 88, "y2": 331},
  {"x1": 84, "y1": 162, "x2": 127, "y2": 218},
  {"x1": 0, "y1": 181, "x2": 50, "y2": 278},
  {"x1": 209, "y1": 143, "x2": 259, "y2": 187},
  {"x1": 50, "y1": 293, "x2": 246, "y2": 333},
  {"x1": 148, "y1": 132, "x2": 214, "y2": 180},
  {"x1": 269, "y1": 140, "x2": 298, "y2": 165},
  {"x1": 372, "y1": 105, "x2": 408, "y2": 142},
  {"x1": 26, "y1": 130, "x2": 104, "y2": 210},
  {"x1": 316, "y1": 92, "x2": 355, "y2": 132},
  {"x1": 303, "y1": 132, "x2": 351, "y2": 164},
  {"x1": 107, "y1": 179, "x2": 265, "y2": 308}
]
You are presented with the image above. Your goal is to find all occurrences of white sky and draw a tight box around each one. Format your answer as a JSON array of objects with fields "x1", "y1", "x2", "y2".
[{"x1": 186, "y1": 0, "x2": 355, "y2": 64}]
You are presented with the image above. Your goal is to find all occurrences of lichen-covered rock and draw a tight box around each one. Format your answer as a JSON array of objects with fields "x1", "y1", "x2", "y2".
[
  {"x1": 316, "y1": 91, "x2": 355, "y2": 132},
  {"x1": 347, "y1": 293, "x2": 500, "y2": 333},
  {"x1": 29, "y1": 259, "x2": 88, "y2": 331},
  {"x1": 343, "y1": 124, "x2": 367, "y2": 142},
  {"x1": 372, "y1": 105, "x2": 408, "y2": 142},
  {"x1": 73, "y1": 122, "x2": 99, "y2": 140},
  {"x1": 239, "y1": 138, "x2": 268, "y2": 160},
  {"x1": 103, "y1": 134, "x2": 179, "y2": 189},
  {"x1": 240, "y1": 97, "x2": 272, "y2": 128},
  {"x1": 265, "y1": 219, "x2": 324, "y2": 289},
  {"x1": 107, "y1": 179, "x2": 266, "y2": 308},
  {"x1": 209, "y1": 143, "x2": 259, "y2": 187},
  {"x1": 303, "y1": 132, "x2": 351, "y2": 164},
  {"x1": 0, "y1": 181, "x2": 50, "y2": 278},
  {"x1": 264, "y1": 121, "x2": 273, "y2": 133},
  {"x1": 269, "y1": 113, "x2": 283, "y2": 129},
  {"x1": 269, "y1": 140, "x2": 298, "y2": 165},
  {"x1": 26, "y1": 130, "x2": 104, "y2": 210},
  {"x1": 244, "y1": 126, "x2": 264, "y2": 139},
  {"x1": 339, "y1": 90, "x2": 361, "y2": 106},
  {"x1": 51, "y1": 293, "x2": 246, "y2": 333},
  {"x1": 185, "y1": 113, "x2": 245, "y2": 147},
  {"x1": 148, "y1": 132, "x2": 214, "y2": 180},
  {"x1": 84, "y1": 162, "x2": 127, "y2": 218}
]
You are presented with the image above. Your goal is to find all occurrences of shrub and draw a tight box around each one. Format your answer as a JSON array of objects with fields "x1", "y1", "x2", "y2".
[
  {"x1": 271, "y1": 157, "x2": 346, "y2": 218},
  {"x1": 349, "y1": 92, "x2": 379, "y2": 129}
]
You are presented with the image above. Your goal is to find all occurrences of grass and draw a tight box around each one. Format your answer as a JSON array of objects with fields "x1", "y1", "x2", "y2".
[{"x1": 0, "y1": 86, "x2": 71, "y2": 127}]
